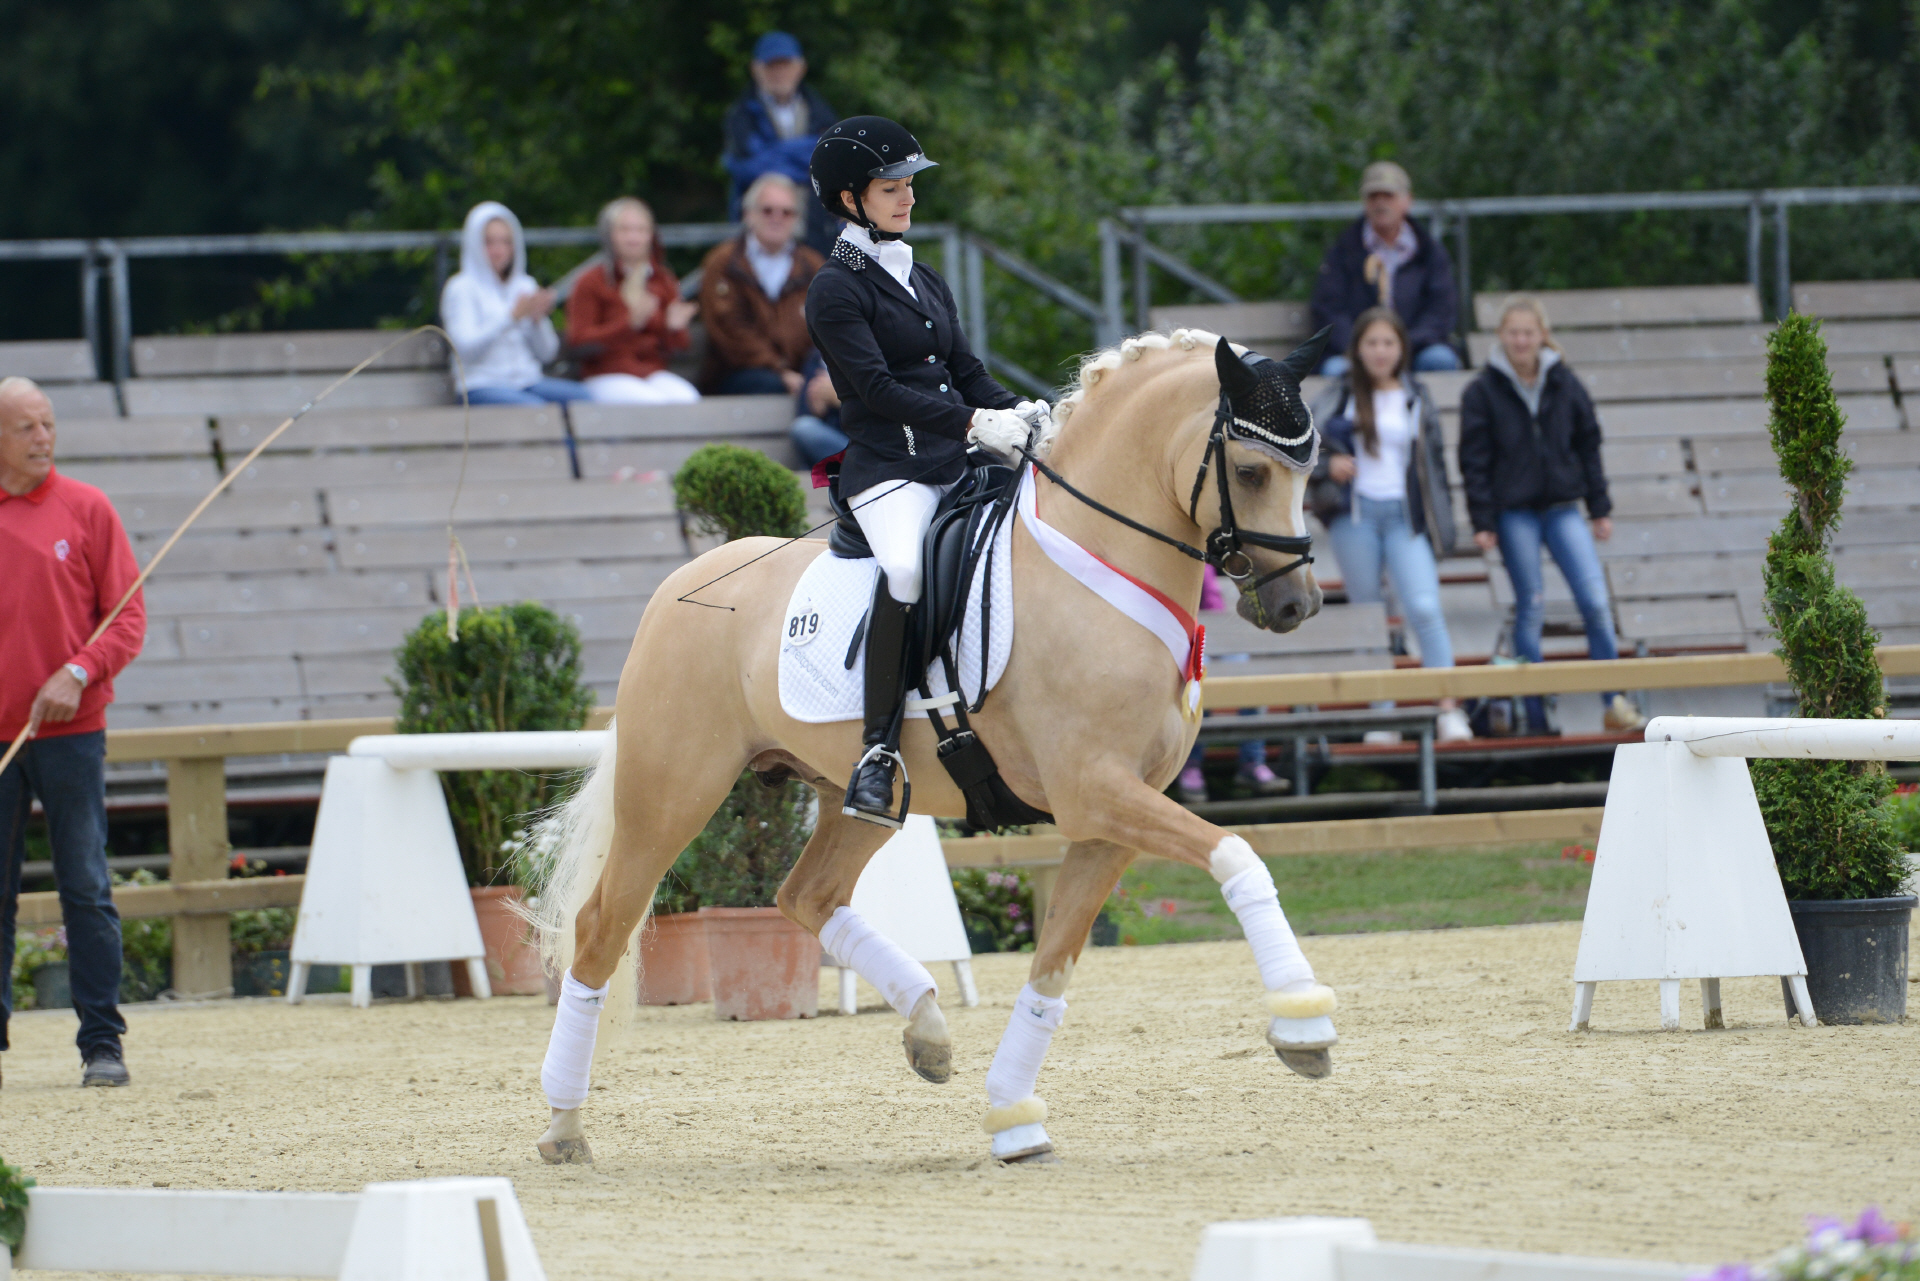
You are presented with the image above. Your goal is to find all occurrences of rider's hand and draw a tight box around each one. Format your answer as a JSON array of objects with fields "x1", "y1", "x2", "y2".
[
  {"x1": 1328, "y1": 454, "x2": 1356, "y2": 483},
  {"x1": 1013, "y1": 399, "x2": 1058, "y2": 458},
  {"x1": 967, "y1": 407, "x2": 1030, "y2": 462}
]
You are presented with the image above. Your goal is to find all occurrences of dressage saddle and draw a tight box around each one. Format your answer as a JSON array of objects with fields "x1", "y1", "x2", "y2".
[{"x1": 821, "y1": 455, "x2": 1053, "y2": 832}]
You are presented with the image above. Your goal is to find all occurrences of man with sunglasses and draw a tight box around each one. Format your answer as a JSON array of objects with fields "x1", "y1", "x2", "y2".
[{"x1": 697, "y1": 172, "x2": 826, "y2": 397}]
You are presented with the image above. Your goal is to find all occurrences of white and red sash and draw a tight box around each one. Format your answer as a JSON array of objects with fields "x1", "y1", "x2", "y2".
[{"x1": 1016, "y1": 465, "x2": 1207, "y2": 718}]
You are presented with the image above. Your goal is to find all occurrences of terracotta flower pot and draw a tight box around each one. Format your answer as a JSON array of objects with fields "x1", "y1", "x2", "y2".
[
  {"x1": 636, "y1": 911, "x2": 712, "y2": 1005},
  {"x1": 699, "y1": 906, "x2": 819, "y2": 1021},
  {"x1": 453, "y1": 886, "x2": 547, "y2": 997}
]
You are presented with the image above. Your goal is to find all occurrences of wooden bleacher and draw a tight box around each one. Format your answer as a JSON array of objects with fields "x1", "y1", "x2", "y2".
[
  {"x1": 123, "y1": 329, "x2": 454, "y2": 417},
  {"x1": 0, "y1": 338, "x2": 119, "y2": 417}
]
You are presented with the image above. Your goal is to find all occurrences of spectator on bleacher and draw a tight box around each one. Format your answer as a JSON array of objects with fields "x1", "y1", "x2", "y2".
[
  {"x1": 789, "y1": 351, "x2": 847, "y2": 466},
  {"x1": 1459, "y1": 295, "x2": 1644, "y2": 732},
  {"x1": 566, "y1": 197, "x2": 701, "y2": 406},
  {"x1": 1174, "y1": 564, "x2": 1288, "y2": 803},
  {"x1": 441, "y1": 202, "x2": 590, "y2": 406},
  {"x1": 0, "y1": 376, "x2": 142, "y2": 1089},
  {"x1": 1310, "y1": 162, "x2": 1460, "y2": 378},
  {"x1": 723, "y1": 32, "x2": 840, "y2": 254},
  {"x1": 1310, "y1": 308, "x2": 1472, "y2": 743},
  {"x1": 698, "y1": 174, "x2": 825, "y2": 397}
]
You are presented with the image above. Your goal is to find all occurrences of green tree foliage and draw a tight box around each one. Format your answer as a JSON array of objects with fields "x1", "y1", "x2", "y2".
[
  {"x1": 672, "y1": 443, "x2": 808, "y2": 542},
  {"x1": 393, "y1": 603, "x2": 595, "y2": 885},
  {"x1": 1751, "y1": 315, "x2": 1904, "y2": 900}
]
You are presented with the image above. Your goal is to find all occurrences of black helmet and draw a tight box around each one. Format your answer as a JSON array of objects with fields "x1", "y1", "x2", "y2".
[{"x1": 809, "y1": 116, "x2": 937, "y2": 231}]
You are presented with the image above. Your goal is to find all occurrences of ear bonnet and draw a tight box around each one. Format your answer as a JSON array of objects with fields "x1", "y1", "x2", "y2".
[{"x1": 1212, "y1": 328, "x2": 1332, "y2": 472}]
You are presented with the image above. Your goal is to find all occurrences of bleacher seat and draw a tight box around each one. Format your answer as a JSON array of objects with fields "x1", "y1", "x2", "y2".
[
  {"x1": 0, "y1": 338, "x2": 118, "y2": 417},
  {"x1": 1146, "y1": 302, "x2": 1312, "y2": 353},
  {"x1": 1203, "y1": 602, "x2": 1394, "y2": 676},
  {"x1": 569, "y1": 397, "x2": 797, "y2": 476},
  {"x1": 122, "y1": 329, "x2": 455, "y2": 417}
]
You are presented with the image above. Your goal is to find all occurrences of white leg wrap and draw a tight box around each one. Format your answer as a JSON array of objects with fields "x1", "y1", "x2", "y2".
[
  {"x1": 1221, "y1": 860, "x2": 1315, "y2": 994},
  {"x1": 818, "y1": 905, "x2": 936, "y2": 1019},
  {"x1": 540, "y1": 970, "x2": 608, "y2": 1111},
  {"x1": 984, "y1": 983, "x2": 1066, "y2": 1115}
]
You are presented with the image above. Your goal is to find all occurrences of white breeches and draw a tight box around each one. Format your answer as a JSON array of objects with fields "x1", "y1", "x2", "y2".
[
  {"x1": 584, "y1": 371, "x2": 701, "y2": 404},
  {"x1": 850, "y1": 479, "x2": 951, "y2": 603}
]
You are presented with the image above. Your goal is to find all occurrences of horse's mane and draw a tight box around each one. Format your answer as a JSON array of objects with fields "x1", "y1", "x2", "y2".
[{"x1": 1051, "y1": 327, "x2": 1223, "y2": 434}]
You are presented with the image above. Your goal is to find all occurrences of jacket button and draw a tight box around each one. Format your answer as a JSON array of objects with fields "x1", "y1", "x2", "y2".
[
  {"x1": 924, "y1": 320, "x2": 933, "y2": 328},
  {"x1": 926, "y1": 355, "x2": 936, "y2": 363},
  {"x1": 939, "y1": 383, "x2": 948, "y2": 392}
]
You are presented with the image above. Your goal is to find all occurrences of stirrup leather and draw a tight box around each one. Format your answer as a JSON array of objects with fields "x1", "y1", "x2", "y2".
[{"x1": 843, "y1": 741, "x2": 912, "y2": 829}]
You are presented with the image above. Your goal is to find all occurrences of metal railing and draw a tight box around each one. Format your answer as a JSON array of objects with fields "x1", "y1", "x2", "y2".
[
  {"x1": 1097, "y1": 184, "x2": 1920, "y2": 347},
  {"x1": 0, "y1": 221, "x2": 1105, "y2": 399}
]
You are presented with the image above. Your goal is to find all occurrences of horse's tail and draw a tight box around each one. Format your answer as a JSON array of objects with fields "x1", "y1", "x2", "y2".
[{"x1": 526, "y1": 718, "x2": 640, "y2": 1023}]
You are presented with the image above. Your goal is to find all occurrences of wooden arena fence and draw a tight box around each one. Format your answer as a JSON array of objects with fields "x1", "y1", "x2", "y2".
[{"x1": 17, "y1": 646, "x2": 1920, "y2": 998}]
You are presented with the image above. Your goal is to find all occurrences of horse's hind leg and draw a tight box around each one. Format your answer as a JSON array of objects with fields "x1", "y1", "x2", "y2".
[
  {"x1": 776, "y1": 799, "x2": 953, "y2": 1083},
  {"x1": 537, "y1": 711, "x2": 750, "y2": 1165},
  {"x1": 981, "y1": 839, "x2": 1133, "y2": 1163}
]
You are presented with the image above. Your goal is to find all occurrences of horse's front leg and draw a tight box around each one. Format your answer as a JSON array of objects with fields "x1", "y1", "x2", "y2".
[
  {"x1": 776, "y1": 797, "x2": 955, "y2": 1083},
  {"x1": 1059, "y1": 765, "x2": 1339, "y2": 1079},
  {"x1": 980, "y1": 838, "x2": 1134, "y2": 1163}
]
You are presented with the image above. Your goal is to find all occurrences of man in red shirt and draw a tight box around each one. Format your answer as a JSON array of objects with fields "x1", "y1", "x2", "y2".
[{"x1": 0, "y1": 375, "x2": 146, "y2": 1087}]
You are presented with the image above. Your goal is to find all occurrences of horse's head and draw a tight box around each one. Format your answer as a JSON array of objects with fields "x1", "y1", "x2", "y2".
[{"x1": 1203, "y1": 330, "x2": 1331, "y2": 632}]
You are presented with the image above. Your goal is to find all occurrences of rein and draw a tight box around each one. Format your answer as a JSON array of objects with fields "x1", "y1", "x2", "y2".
[{"x1": 1017, "y1": 390, "x2": 1314, "y2": 622}]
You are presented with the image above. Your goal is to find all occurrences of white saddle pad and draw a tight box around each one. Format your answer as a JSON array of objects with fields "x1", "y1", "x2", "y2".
[{"x1": 779, "y1": 510, "x2": 1014, "y2": 724}]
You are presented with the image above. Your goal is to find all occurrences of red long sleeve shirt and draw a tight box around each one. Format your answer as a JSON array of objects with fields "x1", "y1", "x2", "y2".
[{"x1": 0, "y1": 468, "x2": 146, "y2": 739}]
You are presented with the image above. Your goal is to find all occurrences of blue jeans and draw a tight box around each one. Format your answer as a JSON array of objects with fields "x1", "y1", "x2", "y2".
[
  {"x1": 1496, "y1": 502, "x2": 1620, "y2": 704},
  {"x1": 1, "y1": 730, "x2": 126, "y2": 1055},
  {"x1": 1327, "y1": 496, "x2": 1454, "y2": 669},
  {"x1": 791, "y1": 415, "x2": 850, "y2": 467},
  {"x1": 1319, "y1": 344, "x2": 1460, "y2": 378},
  {"x1": 716, "y1": 367, "x2": 790, "y2": 396},
  {"x1": 462, "y1": 377, "x2": 592, "y2": 405}
]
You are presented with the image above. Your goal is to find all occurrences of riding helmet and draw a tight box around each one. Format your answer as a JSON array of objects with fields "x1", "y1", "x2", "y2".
[{"x1": 809, "y1": 116, "x2": 937, "y2": 233}]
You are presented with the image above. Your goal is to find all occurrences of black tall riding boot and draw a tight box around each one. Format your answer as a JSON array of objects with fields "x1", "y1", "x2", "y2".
[{"x1": 843, "y1": 585, "x2": 914, "y2": 827}]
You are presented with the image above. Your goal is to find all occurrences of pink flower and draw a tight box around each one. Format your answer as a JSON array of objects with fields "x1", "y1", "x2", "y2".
[
  {"x1": 1161, "y1": 899, "x2": 1177, "y2": 916},
  {"x1": 1007, "y1": 904, "x2": 1021, "y2": 919}
]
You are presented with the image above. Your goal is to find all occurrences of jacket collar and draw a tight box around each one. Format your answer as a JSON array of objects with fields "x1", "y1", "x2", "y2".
[
  {"x1": 833, "y1": 230, "x2": 936, "y2": 322},
  {"x1": 0, "y1": 465, "x2": 57, "y2": 504}
]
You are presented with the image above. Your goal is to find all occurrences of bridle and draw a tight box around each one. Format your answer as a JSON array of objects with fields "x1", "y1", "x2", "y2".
[{"x1": 1017, "y1": 384, "x2": 1315, "y2": 622}]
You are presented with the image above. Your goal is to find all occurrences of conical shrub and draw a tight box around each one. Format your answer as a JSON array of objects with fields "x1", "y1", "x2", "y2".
[{"x1": 1750, "y1": 314, "x2": 1903, "y2": 900}]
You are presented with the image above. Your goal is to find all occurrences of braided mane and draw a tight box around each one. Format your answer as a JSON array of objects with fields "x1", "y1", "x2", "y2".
[{"x1": 1050, "y1": 328, "x2": 1224, "y2": 434}]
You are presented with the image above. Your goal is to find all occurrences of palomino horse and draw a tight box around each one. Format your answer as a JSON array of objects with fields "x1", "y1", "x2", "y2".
[{"x1": 529, "y1": 328, "x2": 1340, "y2": 1165}]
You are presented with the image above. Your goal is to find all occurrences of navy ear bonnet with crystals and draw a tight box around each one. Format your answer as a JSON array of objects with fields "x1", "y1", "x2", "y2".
[{"x1": 1212, "y1": 328, "x2": 1332, "y2": 471}]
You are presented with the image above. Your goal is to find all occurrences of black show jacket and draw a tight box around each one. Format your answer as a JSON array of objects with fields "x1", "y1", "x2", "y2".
[{"x1": 805, "y1": 251, "x2": 1019, "y2": 496}]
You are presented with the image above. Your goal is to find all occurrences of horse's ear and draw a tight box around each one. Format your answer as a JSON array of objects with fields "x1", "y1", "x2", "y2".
[
  {"x1": 1215, "y1": 335, "x2": 1259, "y2": 396},
  {"x1": 1279, "y1": 326, "x2": 1334, "y2": 381}
]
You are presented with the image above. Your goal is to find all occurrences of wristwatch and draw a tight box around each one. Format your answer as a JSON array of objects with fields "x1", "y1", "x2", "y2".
[{"x1": 65, "y1": 663, "x2": 88, "y2": 687}]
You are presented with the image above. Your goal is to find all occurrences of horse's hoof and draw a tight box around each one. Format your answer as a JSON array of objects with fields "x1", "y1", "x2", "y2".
[
  {"x1": 903, "y1": 1029, "x2": 952, "y2": 1084},
  {"x1": 1000, "y1": 1144, "x2": 1059, "y2": 1165},
  {"x1": 1276, "y1": 1047, "x2": 1333, "y2": 1079},
  {"x1": 537, "y1": 1137, "x2": 594, "y2": 1165}
]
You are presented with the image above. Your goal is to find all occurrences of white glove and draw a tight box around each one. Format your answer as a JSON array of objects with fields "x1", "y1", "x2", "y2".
[
  {"x1": 967, "y1": 407, "x2": 1031, "y2": 461},
  {"x1": 1015, "y1": 399, "x2": 1059, "y2": 459}
]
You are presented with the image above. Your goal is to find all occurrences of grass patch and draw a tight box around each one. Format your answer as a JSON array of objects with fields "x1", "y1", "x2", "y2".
[{"x1": 1112, "y1": 843, "x2": 1593, "y2": 945}]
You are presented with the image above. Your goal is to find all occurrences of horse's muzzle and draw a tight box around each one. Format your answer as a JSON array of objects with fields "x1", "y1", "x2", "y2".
[{"x1": 1238, "y1": 566, "x2": 1322, "y2": 633}]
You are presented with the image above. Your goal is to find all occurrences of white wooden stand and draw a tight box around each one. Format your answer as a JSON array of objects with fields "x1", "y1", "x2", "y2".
[
  {"x1": 289, "y1": 756, "x2": 491, "y2": 1009},
  {"x1": 829, "y1": 814, "x2": 979, "y2": 1014},
  {"x1": 1191, "y1": 1217, "x2": 1688, "y2": 1280},
  {"x1": 1571, "y1": 740, "x2": 1814, "y2": 1031}
]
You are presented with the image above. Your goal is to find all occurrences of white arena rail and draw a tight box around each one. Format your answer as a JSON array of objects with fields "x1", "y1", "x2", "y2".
[
  {"x1": 1190, "y1": 1217, "x2": 1690, "y2": 1280},
  {"x1": 4, "y1": 1176, "x2": 545, "y2": 1279},
  {"x1": 347, "y1": 730, "x2": 609, "y2": 771},
  {"x1": 1644, "y1": 715, "x2": 1920, "y2": 759}
]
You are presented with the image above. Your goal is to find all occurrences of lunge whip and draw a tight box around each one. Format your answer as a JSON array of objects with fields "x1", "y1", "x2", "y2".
[{"x1": 0, "y1": 324, "x2": 474, "y2": 776}]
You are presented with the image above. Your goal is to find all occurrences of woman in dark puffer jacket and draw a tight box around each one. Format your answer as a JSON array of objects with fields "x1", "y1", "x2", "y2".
[{"x1": 1457, "y1": 295, "x2": 1642, "y2": 731}]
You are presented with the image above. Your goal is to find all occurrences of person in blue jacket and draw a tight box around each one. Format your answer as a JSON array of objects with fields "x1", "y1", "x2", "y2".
[
  {"x1": 1309, "y1": 161, "x2": 1461, "y2": 377},
  {"x1": 722, "y1": 32, "x2": 841, "y2": 255}
]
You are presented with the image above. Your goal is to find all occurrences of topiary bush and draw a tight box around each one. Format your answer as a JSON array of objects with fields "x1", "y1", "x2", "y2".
[
  {"x1": 661, "y1": 445, "x2": 815, "y2": 911},
  {"x1": 1752, "y1": 315, "x2": 1905, "y2": 901},
  {"x1": 393, "y1": 602, "x2": 594, "y2": 886},
  {"x1": 671, "y1": 442, "x2": 808, "y2": 542}
]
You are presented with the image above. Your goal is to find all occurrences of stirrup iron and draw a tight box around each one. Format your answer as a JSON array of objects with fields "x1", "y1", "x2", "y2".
[{"x1": 843, "y1": 741, "x2": 912, "y2": 829}]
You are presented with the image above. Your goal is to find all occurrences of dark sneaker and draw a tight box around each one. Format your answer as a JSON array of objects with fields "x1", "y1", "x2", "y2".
[{"x1": 82, "y1": 1043, "x2": 130, "y2": 1087}]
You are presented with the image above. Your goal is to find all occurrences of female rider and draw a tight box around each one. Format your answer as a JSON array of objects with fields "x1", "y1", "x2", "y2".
[{"x1": 804, "y1": 117, "x2": 1046, "y2": 826}]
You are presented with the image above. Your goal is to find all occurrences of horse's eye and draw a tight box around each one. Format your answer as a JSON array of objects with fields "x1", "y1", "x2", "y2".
[{"x1": 1234, "y1": 464, "x2": 1266, "y2": 488}]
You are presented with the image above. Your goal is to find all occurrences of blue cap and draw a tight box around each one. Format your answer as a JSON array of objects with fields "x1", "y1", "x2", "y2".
[{"x1": 753, "y1": 31, "x2": 803, "y2": 62}]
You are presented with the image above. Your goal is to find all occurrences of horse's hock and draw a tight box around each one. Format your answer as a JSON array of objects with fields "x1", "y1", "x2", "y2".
[{"x1": 5, "y1": 924, "x2": 1916, "y2": 1279}]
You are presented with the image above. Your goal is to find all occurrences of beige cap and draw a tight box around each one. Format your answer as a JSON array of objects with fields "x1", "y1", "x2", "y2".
[{"x1": 1360, "y1": 161, "x2": 1412, "y2": 197}]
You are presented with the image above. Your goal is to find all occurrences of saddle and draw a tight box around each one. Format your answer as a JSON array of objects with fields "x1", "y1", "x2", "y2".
[{"x1": 821, "y1": 455, "x2": 1053, "y2": 832}]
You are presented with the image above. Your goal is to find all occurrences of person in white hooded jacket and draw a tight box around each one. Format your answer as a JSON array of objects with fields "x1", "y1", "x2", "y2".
[{"x1": 439, "y1": 202, "x2": 591, "y2": 405}]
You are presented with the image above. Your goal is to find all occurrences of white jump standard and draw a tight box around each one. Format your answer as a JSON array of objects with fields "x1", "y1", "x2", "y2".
[{"x1": 1570, "y1": 715, "x2": 1920, "y2": 1032}]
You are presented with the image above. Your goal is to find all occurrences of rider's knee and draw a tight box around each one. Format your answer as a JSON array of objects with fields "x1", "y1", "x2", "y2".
[{"x1": 878, "y1": 560, "x2": 923, "y2": 604}]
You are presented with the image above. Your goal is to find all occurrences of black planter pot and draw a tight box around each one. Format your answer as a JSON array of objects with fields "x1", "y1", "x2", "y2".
[{"x1": 1781, "y1": 896, "x2": 1915, "y2": 1025}]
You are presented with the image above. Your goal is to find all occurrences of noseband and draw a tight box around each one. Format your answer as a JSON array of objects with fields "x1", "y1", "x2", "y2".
[{"x1": 1017, "y1": 388, "x2": 1314, "y2": 623}]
